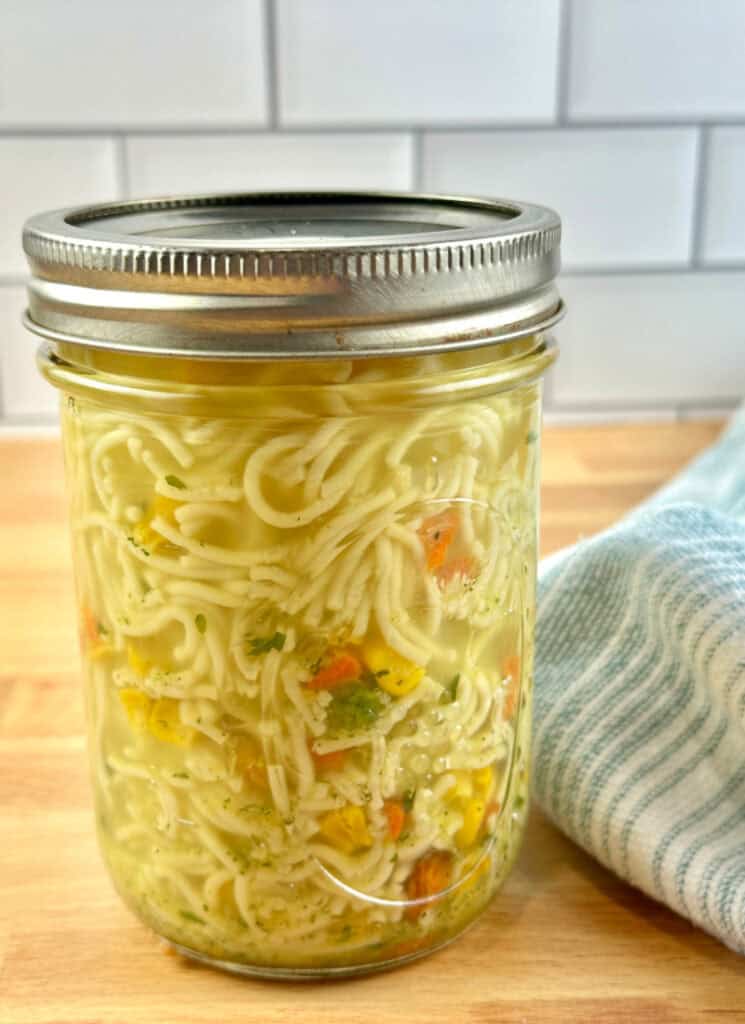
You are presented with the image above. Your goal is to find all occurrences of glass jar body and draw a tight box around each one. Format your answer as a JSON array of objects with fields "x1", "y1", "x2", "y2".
[{"x1": 45, "y1": 344, "x2": 546, "y2": 977}]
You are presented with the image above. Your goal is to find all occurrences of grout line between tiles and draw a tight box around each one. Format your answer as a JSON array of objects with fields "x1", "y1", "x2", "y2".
[
  {"x1": 1, "y1": 119, "x2": 745, "y2": 137},
  {"x1": 114, "y1": 134, "x2": 130, "y2": 198},
  {"x1": 263, "y1": 0, "x2": 280, "y2": 129},
  {"x1": 690, "y1": 125, "x2": 711, "y2": 268},
  {"x1": 412, "y1": 131, "x2": 425, "y2": 191},
  {"x1": 555, "y1": 0, "x2": 572, "y2": 124}
]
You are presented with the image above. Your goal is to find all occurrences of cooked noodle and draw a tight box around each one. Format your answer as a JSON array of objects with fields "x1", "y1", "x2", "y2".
[{"x1": 65, "y1": 376, "x2": 538, "y2": 971}]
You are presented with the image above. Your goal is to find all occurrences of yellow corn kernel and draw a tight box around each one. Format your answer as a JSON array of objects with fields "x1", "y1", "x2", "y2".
[
  {"x1": 447, "y1": 770, "x2": 474, "y2": 803},
  {"x1": 133, "y1": 495, "x2": 181, "y2": 552},
  {"x1": 127, "y1": 644, "x2": 152, "y2": 679},
  {"x1": 234, "y1": 736, "x2": 268, "y2": 790},
  {"x1": 87, "y1": 642, "x2": 112, "y2": 661},
  {"x1": 119, "y1": 688, "x2": 152, "y2": 731},
  {"x1": 455, "y1": 797, "x2": 487, "y2": 849},
  {"x1": 148, "y1": 698, "x2": 195, "y2": 747},
  {"x1": 361, "y1": 640, "x2": 424, "y2": 697},
  {"x1": 472, "y1": 765, "x2": 494, "y2": 799},
  {"x1": 154, "y1": 494, "x2": 181, "y2": 520},
  {"x1": 318, "y1": 805, "x2": 373, "y2": 854}
]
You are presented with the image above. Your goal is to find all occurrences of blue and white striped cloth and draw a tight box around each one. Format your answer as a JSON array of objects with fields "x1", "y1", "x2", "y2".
[{"x1": 534, "y1": 405, "x2": 745, "y2": 954}]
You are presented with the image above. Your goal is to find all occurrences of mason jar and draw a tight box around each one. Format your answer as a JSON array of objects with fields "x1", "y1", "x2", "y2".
[{"x1": 24, "y1": 192, "x2": 562, "y2": 978}]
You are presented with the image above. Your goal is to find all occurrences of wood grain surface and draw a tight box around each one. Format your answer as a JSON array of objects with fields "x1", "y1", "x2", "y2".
[{"x1": 2, "y1": 420, "x2": 743, "y2": 1024}]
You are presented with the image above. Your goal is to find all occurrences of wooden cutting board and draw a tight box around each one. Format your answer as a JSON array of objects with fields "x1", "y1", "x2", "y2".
[{"x1": 2, "y1": 420, "x2": 743, "y2": 1024}]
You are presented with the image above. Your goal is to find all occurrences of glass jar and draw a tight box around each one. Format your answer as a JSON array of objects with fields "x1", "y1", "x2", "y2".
[{"x1": 24, "y1": 193, "x2": 562, "y2": 978}]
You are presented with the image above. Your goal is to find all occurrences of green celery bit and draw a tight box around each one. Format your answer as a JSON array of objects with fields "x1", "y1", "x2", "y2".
[
  {"x1": 326, "y1": 681, "x2": 384, "y2": 733},
  {"x1": 246, "y1": 631, "x2": 286, "y2": 656}
]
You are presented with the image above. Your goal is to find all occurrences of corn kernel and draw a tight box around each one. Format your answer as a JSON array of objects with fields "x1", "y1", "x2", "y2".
[
  {"x1": 472, "y1": 765, "x2": 494, "y2": 798},
  {"x1": 148, "y1": 698, "x2": 195, "y2": 747},
  {"x1": 119, "y1": 688, "x2": 152, "y2": 731},
  {"x1": 361, "y1": 640, "x2": 424, "y2": 697},
  {"x1": 127, "y1": 644, "x2": 152, "y2": 678},
  {"x1": 318, "y1": 805, "x2": 373, "y2": 854},
  {"x1": 456, "y1": 797, "x2": 487, "y2": 849},
  {"x1": 447, "y1": 770, "x2": 474, "y2": 802},
  {"x1": 133, "y1": 494, "x2": 181, "y2": 552}
]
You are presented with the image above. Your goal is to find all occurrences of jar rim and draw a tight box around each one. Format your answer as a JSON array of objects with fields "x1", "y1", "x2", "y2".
[{"x1": 23, "y1": 190, "x2": 562, "y2": 360}]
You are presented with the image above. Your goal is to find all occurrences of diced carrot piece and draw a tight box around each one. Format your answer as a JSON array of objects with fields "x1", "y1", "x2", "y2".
[
  {"x1": 503, "y1": 654, "x2": 520, "y2": 680},
  {"x1": 383, "y1": 799, "x2": 406, "y2": 841},
  {"x1": 306, "y1": 651, "x2": 362, "y2": 691},
  {"x1": 311, "y1": 746, "x2": 347, "y2": 773},
  {"x1": 234, "y1": 736, "x2": 269, "y2": 790},
  {"x1": 436, "y1": 555, "x2": 477, "y2": 585},
  {"x1": 382, "y1": 935, "x2": 430, "y2": 961},
  {"x1": 80, "y1": 606, "x2": 99, "y2": 648},
  {"x1": 405, "y1": 850, "x2": 453, "y2": 920},
  {"x1": 485, "y1": 800, "x2": 502, "y2": 819},
  {"x1": 418, "y1": 509, "x2": 459, "y2": 572}
]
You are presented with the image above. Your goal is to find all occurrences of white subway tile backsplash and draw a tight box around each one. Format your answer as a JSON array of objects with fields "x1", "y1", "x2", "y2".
[
  {"x1": 0, "y1": 287, "x2": 58, "y2": 420},
  {"x1": 553, "y1": 273, "x2": 745, "y2": 406},
  {"x1": 422, "y1": 129, "x2": 697, "y2": 269},
  {"x1": 126, "y1": 134, "x2": 414, "y2": 195},
  {"x1": 568, "y1": 0, "x2": 745, "y2": 120},
  {"x1": 0, "y1": 0, "x2": 743, "y2": 429},
  {"x1": 277, "y1": 0, "x2": 561, "y2": 125},
  {"x1": 0, "y1": 138, "x2": 119, "y2": 276},
  {"x1": 0, "y1": 1, "x2": 268, "y2": 127},
  {"x1": 701, "y1": 128, "x2": 745, "y2": 265}
]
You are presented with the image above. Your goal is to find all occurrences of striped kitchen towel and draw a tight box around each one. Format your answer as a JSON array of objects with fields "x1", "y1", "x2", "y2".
[{"x1": 534, "y1": 405, "x2": 745, "y2": 955}]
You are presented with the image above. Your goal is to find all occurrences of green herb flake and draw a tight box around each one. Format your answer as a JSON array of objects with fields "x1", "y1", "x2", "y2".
[
  {"x1": 247, "y1": 631, "x2": 286, "y2": 656},
  {"x1": 165, "y1": 474, "x2": 187, "y2": 490},
  {"x1": 440, "y1": 673, "x2": 460, "y2": 705},
  {"x1": 97, "y1": 621, "x2": 109, "y2": 637},
  {"x1": 402, "y1": 789, "x2": 416, "y2": 812},
  {"x1": 195, "y1": 613, "x2": 207, "y2": 634},
  {"x1": 179, "y1": 909, "x2": 205, "y2": 925},
  {"x1": 526, "y1": 430, "x2": 539, "y2": 444},
  {"x1": 326, "y1": 681, "x2": 384, "y2": 734},
  {"x1": 172, "y1": 772, "x2": 189, "y2": 780}
]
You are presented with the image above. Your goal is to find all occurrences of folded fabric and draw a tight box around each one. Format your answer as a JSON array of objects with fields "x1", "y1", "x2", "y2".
[{"x1": 534, "y1": 406, "x2": 745, "y2": 955}]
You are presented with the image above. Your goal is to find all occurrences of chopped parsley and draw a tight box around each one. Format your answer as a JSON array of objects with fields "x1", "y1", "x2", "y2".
[
  {"x1": 179, "y1": 910, "x2": 205, "y2": 925},
  {"x1": 127, "y1": 535, "x2": 150, "y2": 556},
  {"x1": 440, "y1": 673, "x2": 460, "y2": 705},
  {"x1": 195, "y1": 613, "x2": 207, "y2": 634},
  {"x1": 246, "y1": 631, "x2": 286, "y2": 656},
  {"x1": 326, "y1": 681, "x2": 384, "y2": 733},
  {"x1": 172, "y1": 772, "x2": 189, "y2": 780},
  {"x1": 526, "y1": 430, "x2": 539, "y2": 444},
  {"x1": 165, "y1": 474, "x2": 186, "y2": 489},
  {"x1": 402, "y1": 788, "x2": 416, "y2": 812}
]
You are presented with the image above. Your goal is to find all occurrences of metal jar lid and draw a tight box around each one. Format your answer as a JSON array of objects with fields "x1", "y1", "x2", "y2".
[{"x1": 23, "y1": 191, "x2": 562, "y2": 359}]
